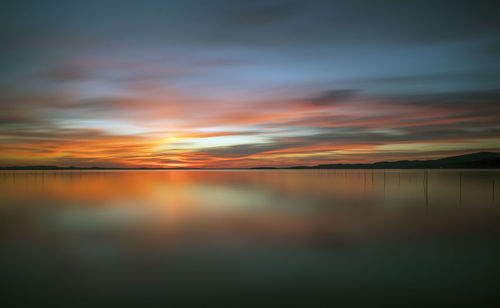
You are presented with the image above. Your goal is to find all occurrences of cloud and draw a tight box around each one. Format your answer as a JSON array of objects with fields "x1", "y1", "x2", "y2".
[
  {"x1": 196, "y1": 142, "x2": 304, "y2": 158},
  {"x1": 45, "y1": 66, "x2": 91, "y2": 82},
  {"x1": 0, "y1": 114, "x2": 46, "y2": 126},
  {"x1": 1, "y1": 1, "x2": 500, "y2": 167},
  {"x1": 304, "y1": 89, "x2": 359, "y2": 106},
  {"x1": 381, "y1": 90, "x2": 500, "y2": 112},
  {"x1": 346, "y1": 71, "x2": 500, "y2": 87}
]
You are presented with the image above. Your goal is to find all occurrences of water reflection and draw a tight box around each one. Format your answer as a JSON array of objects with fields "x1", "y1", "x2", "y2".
[{"x1": 1, "y1": 170, "x2": 499, "y2": 306}]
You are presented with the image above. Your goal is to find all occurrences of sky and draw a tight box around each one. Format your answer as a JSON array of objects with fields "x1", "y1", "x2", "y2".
[{"x1": 1, "y1": 0, "x2": 500, "y2": 168}]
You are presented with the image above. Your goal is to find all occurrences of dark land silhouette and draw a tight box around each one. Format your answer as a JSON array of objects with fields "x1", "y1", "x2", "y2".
[{"x1": 280, "y1": 151, "x2": 500, "y2": 169}]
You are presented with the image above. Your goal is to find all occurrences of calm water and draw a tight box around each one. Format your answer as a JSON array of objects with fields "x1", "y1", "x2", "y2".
[{"x1": 1, "y1": 170, "x2": 500, "y2": 307}]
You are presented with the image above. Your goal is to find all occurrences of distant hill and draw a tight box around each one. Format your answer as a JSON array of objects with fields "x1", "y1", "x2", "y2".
[
  {"x1": 284, "y1": 152, "x2": 500, "y2": 169},
  {"x1": 1, "y1": 152, "x2": 500, "y2": 170}
]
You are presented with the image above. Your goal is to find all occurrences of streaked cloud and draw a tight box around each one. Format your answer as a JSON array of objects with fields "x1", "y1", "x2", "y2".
[{"x1": 1, "y1": 0, "x2": 499, "y2": 167}]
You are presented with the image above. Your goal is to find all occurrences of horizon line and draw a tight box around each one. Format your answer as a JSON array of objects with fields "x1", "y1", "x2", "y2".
[{"x1": 1, "y1": 151, "x2": 499, "y2": 170}]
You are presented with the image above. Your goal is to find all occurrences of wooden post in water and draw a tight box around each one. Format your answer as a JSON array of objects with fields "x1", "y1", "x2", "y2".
[
  {"x1": 383, "y1": 169, "x2": 386, "y2": 199},
  {"x1": 459, "y1": 172, "x2": 462, "y2": 207},
  {"x1": 364, "y1": 169, "x2": 366, "y2": 193},
  {"x1": 493, "y1": 179, "x2": 495, "y2": 205},
  {"x1": 425, "y1": 170, "x2": 429, "y2": 210}
]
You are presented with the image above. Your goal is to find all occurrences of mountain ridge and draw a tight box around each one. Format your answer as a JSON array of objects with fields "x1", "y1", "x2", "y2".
[{"x1": 284, "y1": 152, "x2": 500, "y2": 169}]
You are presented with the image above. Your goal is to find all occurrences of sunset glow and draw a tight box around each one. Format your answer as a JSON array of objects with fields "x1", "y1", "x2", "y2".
[{"x1": 1, "y1": 0, "x2": 499, "y2": 168}]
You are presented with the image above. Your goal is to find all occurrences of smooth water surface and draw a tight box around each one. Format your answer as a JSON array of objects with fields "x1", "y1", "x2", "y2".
[{"x1": 1, "y1": 170, "x2": 500, "y2": 306}]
